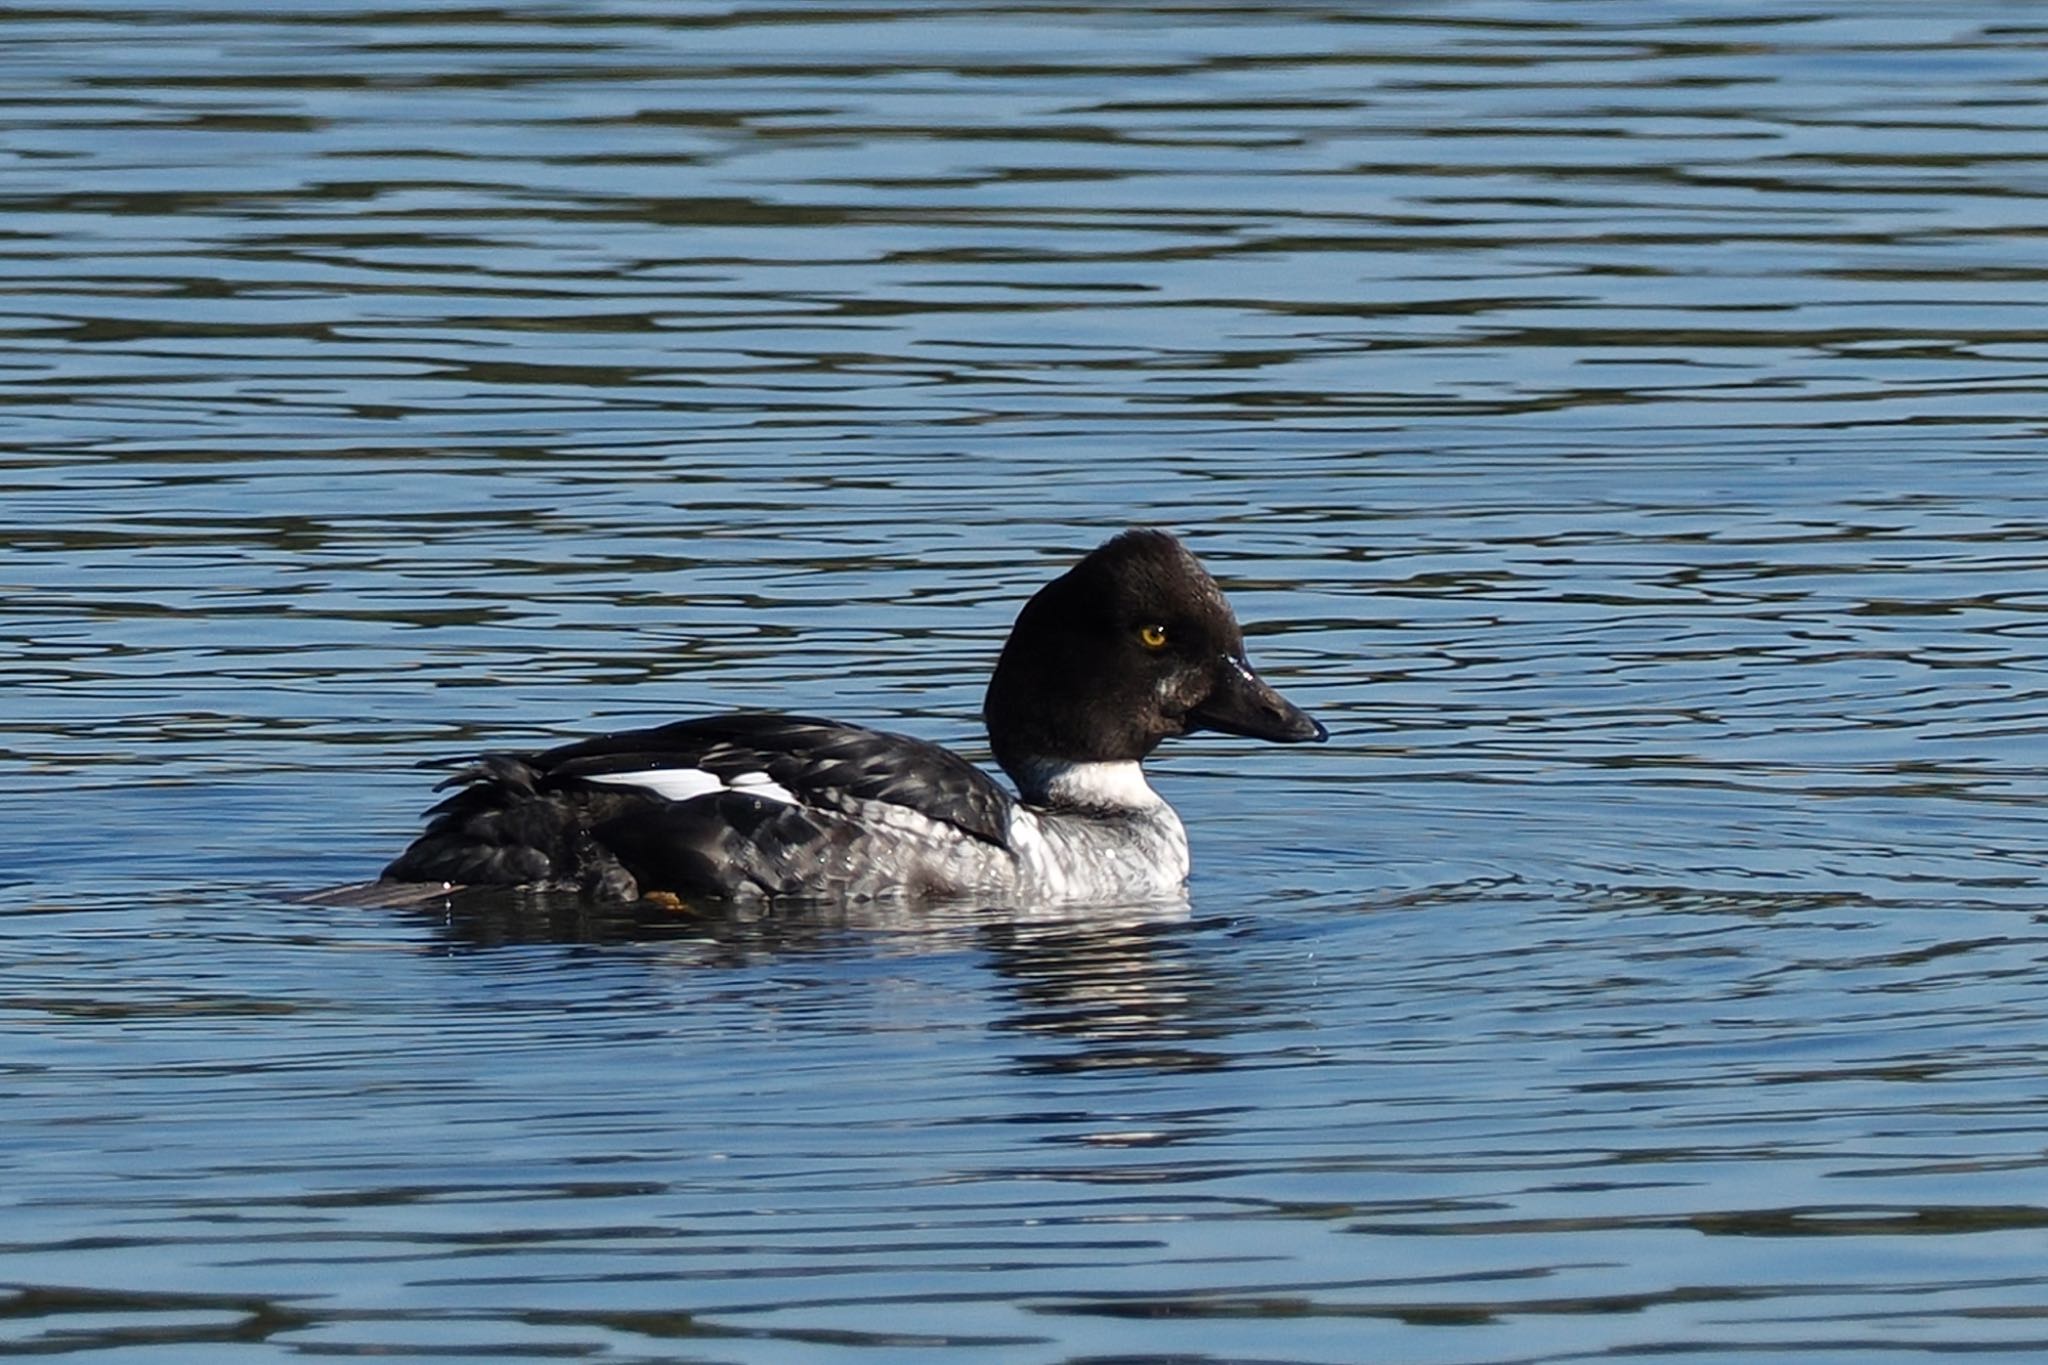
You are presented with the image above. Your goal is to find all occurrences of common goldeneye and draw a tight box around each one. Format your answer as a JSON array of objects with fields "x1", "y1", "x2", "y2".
[{"x1": 370, "y1": 529, "x2": 1325, "y2": 905}]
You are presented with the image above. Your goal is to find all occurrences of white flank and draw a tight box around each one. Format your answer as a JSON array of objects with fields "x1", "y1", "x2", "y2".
[{"x1": 1007, "y1": 801, "x2": 1190, "y2": 901}]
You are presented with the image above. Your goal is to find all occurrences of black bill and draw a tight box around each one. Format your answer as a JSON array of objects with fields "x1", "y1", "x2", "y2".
[{"x1": 1188, "y1": 654, "x2": 1328, "y2": 744}]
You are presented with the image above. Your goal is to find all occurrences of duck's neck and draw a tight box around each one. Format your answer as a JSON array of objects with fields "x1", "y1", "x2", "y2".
[{"x1": 1006, "y1": 757, "x2": 1164, "y2": 812}]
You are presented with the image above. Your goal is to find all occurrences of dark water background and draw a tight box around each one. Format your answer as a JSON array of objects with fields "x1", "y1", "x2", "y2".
[{"x1": 6, "y1": 2, "x2": 2048, "y2": 1360}]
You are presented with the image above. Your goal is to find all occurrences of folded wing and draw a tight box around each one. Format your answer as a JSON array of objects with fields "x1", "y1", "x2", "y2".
[{"x1": 381, "y1": 714, "x2": 1016, "y2": 900}]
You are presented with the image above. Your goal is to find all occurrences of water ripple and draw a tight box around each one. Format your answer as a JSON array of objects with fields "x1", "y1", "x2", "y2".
[{"x1": 6, "y1": 2, "x2": 2048, "y2": 1361}]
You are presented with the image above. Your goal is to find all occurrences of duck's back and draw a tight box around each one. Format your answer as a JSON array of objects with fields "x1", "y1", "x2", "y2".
[{"x1": 380, "y1": 714, "x2": 1021, "y2": 902}]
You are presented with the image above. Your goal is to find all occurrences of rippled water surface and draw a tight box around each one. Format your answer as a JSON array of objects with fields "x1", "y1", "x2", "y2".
[{"x1": 7, "y1": 2, "x2": 2048, "y2": 1360}]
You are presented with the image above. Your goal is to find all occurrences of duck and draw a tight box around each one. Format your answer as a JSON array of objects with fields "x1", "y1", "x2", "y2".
[{"x1": 368, "y1": 529, "x2": 1325, "y2": 905}]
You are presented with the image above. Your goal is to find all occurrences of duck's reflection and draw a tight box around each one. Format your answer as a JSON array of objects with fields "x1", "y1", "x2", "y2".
[
  {"x1": 977, "y1": 910, "x2": 1239, "y2": 1075},
  {"x1": 400, "y1": 888, "x2": 1251, "y2": 1074}
]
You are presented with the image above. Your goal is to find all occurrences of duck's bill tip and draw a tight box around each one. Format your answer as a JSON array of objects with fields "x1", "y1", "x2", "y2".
[{"x1": 1254, "y1": 707, "x2": 1328, "y2": 744}]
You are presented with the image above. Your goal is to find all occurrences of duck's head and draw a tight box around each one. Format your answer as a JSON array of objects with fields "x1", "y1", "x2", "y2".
[{"x1": 983, "y1": 528, "x2": 1325, "y2": 799}]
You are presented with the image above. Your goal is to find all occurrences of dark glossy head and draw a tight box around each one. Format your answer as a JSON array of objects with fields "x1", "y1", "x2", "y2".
[{"x1": 982, "y1": 529, "x2": 1326, "y2": 785}]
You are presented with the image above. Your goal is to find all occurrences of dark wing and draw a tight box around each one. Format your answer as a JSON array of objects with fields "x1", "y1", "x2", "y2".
[
  {"x1": 379, "y1": 713, "x2": 1016, "y2": 900},
  {"x1": 380, "y1": 751, "x2": 653, "y2": 896},
  {"x1": 536, "y1": 713, "x2": 1015, "y2": 847}
]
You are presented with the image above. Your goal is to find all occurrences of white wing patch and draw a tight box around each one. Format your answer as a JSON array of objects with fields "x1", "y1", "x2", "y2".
[
  {"x1": 583, "y1": 767, "x2": 798, "y2": 806},
  {"x1": 727, "y1": 770, "x2": 800, "y2": 806}
]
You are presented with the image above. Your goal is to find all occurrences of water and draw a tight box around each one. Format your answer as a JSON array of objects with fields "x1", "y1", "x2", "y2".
[{"x1": 5, "y1": 1, "x2": 2048, "y2": 1359}]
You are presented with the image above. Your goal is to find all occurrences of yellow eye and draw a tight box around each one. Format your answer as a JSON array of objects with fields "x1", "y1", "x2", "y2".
[{"x1": 1138, "y1": 623, "x2": 1169, "y2": 650}]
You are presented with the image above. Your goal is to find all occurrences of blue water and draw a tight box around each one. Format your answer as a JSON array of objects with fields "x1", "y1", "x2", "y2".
[{"x1": 5, "y1": 2, "x2": 2048, "y2": 1360}]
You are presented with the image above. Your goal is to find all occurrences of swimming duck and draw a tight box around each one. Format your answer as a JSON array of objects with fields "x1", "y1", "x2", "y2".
[{"x1": 372, "y1": 529, "x2": 1324, "y2": 904}]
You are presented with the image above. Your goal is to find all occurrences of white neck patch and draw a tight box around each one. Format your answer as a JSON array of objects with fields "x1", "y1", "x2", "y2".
[{"x1": 1016, "y1": 759, "x2": 1161, "y2": 812}]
